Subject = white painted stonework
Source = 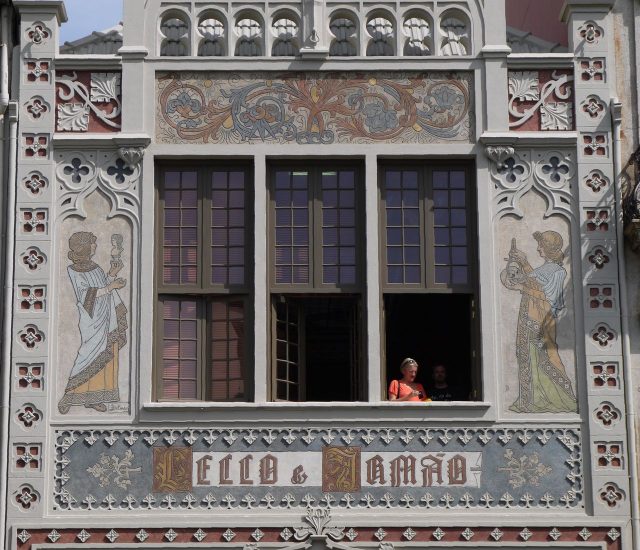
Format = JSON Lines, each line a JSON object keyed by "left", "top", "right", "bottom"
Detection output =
{"left": 1, "top": 0, "right": 639, "bottom": 550}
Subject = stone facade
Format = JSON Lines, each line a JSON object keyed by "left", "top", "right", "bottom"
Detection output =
{"left": 1, "top": 1, "right": 638, "bottom": 549}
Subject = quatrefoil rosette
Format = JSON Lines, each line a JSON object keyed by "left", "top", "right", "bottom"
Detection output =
{"left": 97, "top": 151, "right": 141, "bottom": 192}
{"left": 55, "top": 151, "right": 97, "bottom": 191}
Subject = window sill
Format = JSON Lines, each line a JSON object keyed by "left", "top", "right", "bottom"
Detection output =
{"left": 144, "top": 400, "right": 491, "bottom": 410}
{"left": 139, "top": 400, "right": 496, "bottom": 423}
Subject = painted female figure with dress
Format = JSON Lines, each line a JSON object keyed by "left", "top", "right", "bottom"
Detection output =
{"left": 58, "top": 231, "right": 128, "bottom": 414}
{"left": 500, "top": 230, "right": 577, "bottom": 413}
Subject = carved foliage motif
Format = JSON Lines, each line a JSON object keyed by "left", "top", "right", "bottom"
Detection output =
{"left": 56, "top": 71, "right": 122, "bottom": 132}
{"left": 157, "top": 71, "right": 473, "bottom": 144}
{"left": 508, "top": 70, "right": 574, "bottom": 131}
{"left": 25, "top": 22, "right": 51, "bottom": 45}
{"left": 487, "top": 148, "right": 575, "bottom": 220}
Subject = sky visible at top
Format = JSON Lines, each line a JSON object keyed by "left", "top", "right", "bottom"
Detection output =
{"left": 60, "top": 0, "right": 123, "bottom": 44}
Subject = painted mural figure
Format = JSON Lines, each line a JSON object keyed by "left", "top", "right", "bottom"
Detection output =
{"left": 500, "top": 231, "right": 577, "bottom": 413}
{"left": 58, "top": 231, "right": 128, "bottom": 414}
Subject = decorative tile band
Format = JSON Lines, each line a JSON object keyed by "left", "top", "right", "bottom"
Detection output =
{"left": 54, "top": 428, "right": 581, "bottom": 511}
{"left": 156, "top": 71, "right": 474, "bottom": 145}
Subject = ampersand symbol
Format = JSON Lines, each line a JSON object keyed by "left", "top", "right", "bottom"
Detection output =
{"left": 291, "top": 465, "right": 308, "bottom": 484}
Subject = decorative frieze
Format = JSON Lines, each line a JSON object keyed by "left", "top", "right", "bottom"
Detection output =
{"left": 54, "top": 428, "right": 582, "bottom": 512}
{"left": 157, "top": 72, "right": 474, "bottom": 144}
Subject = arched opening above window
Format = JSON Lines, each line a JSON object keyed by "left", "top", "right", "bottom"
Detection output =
{"left": 403, "top": 11, "right": 432, "bottom": 56}
{"left": 198, "top": 13, "right": 226, "bottom": 56}
{"left": 439, "top": 9, "right": 471, "bottom": 56}
{"left": 235, "top": 13, "right": 264, "bottom": 56}
{"left": 272, "top": 12, "right": 300, "bottom": 56}
{"left": 160, "top": 12, "right": 190, "bottom": 56}
{"left": 329, "top": 14, "right": 358, "bottom": 56}
{"left": 366, "top": 14, "right": 395, "bottom": 56}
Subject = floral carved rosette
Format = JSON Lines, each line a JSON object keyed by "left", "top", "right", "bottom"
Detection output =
{"left": 156, "top": 72, "right": 473, "bottom": 144}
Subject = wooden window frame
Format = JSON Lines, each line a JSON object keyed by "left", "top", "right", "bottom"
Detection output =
{"left": 268, "top": 161, "right": 365, "bottom": 293}
{"left": 379, "top": 162, "right": 477, "bottom": 293}
{"left": 154, "top": 162, "right": 254, "bottom": 402}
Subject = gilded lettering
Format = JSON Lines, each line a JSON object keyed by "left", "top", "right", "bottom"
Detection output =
{"left": 259, "top": 454, "right": 278, "bottom": 484}
{"left": 239, "top": 454, "right": 254, "bottom": 485}
{"left": 196, "top": 454, "right": 212, "bottom": 485}
{"left": 219, "top": 454, "right": 233, "bottom": 485}
{"left": 447, "top": 454, "right": 467, "bottom": 485}
{"left": 366, "top": 455, "right": 386, "bottom": 485}
{"left": 421, "top": 454, "right": 444, "bottom": 487}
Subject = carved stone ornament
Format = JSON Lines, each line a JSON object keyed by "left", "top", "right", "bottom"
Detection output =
{"left": 485, "top": 146, "right": 515, "bottom": 169}
{"left": 117, "top": 146, "right": 145, "bottom": 169}
{"left": 489, "top": 148, "right": 575, "bottom": 220}
{"left": 294, "top": 508, "right": 345, "bottom": 541}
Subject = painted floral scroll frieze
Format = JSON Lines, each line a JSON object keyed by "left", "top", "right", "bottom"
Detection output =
{"left": 156, "top": 71, "right": 473, "bottom": 145}
{"left": 55, "top": 71, "right": 122, "bottom": 132}
{"left": 508, "top": 70, "right": 575, "bottom": 132}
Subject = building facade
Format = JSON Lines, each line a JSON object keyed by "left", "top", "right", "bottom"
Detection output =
{"left": 2, "top": 0, "right": 639, "bottom": 549}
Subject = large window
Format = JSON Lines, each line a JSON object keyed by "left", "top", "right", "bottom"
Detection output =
{"left": 380, "top": 163, "right": 479, "bottom": 399}
{"left": 269, "top": 164, "right": 365, "bottom": 401}
{"left": 155, "top": 165, "right": 252, "bottom": 401}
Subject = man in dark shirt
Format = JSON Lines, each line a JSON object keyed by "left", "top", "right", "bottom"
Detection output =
{"left": 429, "top": 364, "right": 464, "bottom": 401}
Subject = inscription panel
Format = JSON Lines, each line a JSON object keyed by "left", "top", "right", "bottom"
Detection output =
{"left": 54, "top": 427, "right": 581, "bottom": 511}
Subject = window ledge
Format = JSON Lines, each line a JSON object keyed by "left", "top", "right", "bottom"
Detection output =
{"left": 144, "top": 400, "right": 491, "bottom": 410}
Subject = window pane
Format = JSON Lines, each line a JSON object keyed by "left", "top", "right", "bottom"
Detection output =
{"left": 209, "top": 299, "right": 245, "bottom": 401}
{"left": 321, "top": 169, "right": 358, "bottom": 285}
{"left": 160, "top": 298, "right": 198, "bottom": 400}
{"left": 161, "top": 171, "right": 198, "bottom": 285}
{"left": 275, "top": 171, "right": 309, "bottom": 284}
{"left": 383, "top": 169, "right": 422, "bottom": 284}
{"left": 210, "top": 170, "right": 246, "bottom": 286}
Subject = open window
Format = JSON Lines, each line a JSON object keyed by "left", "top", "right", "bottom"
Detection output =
{"left": 272, "top": 295, "right": 363, "bottom": 401}
{"left": 380, "top": 163, "right": 480, "bottom": 400}
{"left": 269, "top": 163, "right": 365, "bottom": 401}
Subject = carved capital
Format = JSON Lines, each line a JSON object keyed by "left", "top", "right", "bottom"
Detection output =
{"left": 117, "top": 146, "right": 145, "bottom": 169}
{"left": 485, "top": 146, "right": 515, "bottom": 168}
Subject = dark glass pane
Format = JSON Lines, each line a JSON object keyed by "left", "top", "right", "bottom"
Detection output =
{"left": 451, "top": 228, "right": 467, "bottom": 245}
{"left": 182, "top": 171, "right": 197, "bottom": 188}
{"left": 405, "top": 265, "right": 421, "bottom": 283}
{"left": 452, "top": 247, "right": 468, "bottom": 265}
{"left": 275, "top": 227, "right": 291, "bottom": 246}
{"left": 339, "top": 170, "right": 355, "bottom": 188}
{"left": 402, "top": 190, "right": 419, "bottom": 206}
{"left": 211, "top": 209, "right": 228, "bottom": 226}
{"left": 277, "top": 381, "right": 288, "bottom": 400}
{"left": 181, "top": 227, "right": 198, "bottom": 245}
{"left": 339, "top": 247, "right": 355, "bottom": 264}
{"left": 164, "top": 209, "right": 180, "bottom": 225}
{"left": 405, "top": 246, "right": 420, "bottom": 264}
{"left": 229, "top": 228, "right": 244, "bottom": 246}
{"left": 451, "top": 190, "right": 465, "bottom": 207}
{"left": 451, "top": 209, "right": 467, "bottom": 225}
{"left": 435, "top": 247, "right": 450, "bottom": 264}
{"left": 386, "top": 190, "right": 401, "bottom": 207}
{"left": 404, "top": 227, "right": 420, "bottom": 245}
{"left": 341, "top": 228, "right": 355, "bottom": 245}
{"left": 292, "top": 266, "right": 309, "bottom": 284}
{"left": 433, "top": 171, "right": 448, "bottom": 188}
{"left": 450, "top": 171, "right": 466, "bottom": 188}
{"left": 452, "top": 266, "right": 468, "bottom": 284}
{"left": 323, "top": 265, "right": 338, "bottom": 283}
{"left": 275, "top": 190, "right": 291, "bottom": 206}
{"left": 292, "top": 227, "right": 308, "bottom": 246}
{"left": 323, "top": 190, "right": 338, "bottom": 207}
{"left": 403, "top": 170, "right": 418, "bottom": 188}
{"left": 386, "top": 209, "right": 402, "bottom": 226}
{"left": 403, "top": 209, "right": 420, "bottom": 226}
{"left": 387, "top": 247, "right": 403, "bottom": 264}
{"left": 212, "top": 190, "right": 227, "bottom": 208}
{"left": 388, "top": 266, "right": 403, "bottom": 283}
{"left": 340, "top": 266, "right": 356, "bottom": 284}
{"left": 292, "top": 209, "right": 308, "bottom": 225}
{"left": 322, "top": 172, "right": 338, "bottom": 188}
{"left": 434, "top": 209, "right": 449, "bottom": 226}
{"left": 292, "top": 190, "right": 307, "bottom": 207}
{"left": 164, "top": 172, "right": 181, "bottom": 189}
{"left": 434, "top": 228, "right": 450, "bottom": 245}
{"left": 435, "top": 266, "right": 451, "bottom": 284}
{"left": 292, "top": 247, "right": 308, "bottom": 263}
{"left": 386, "top": 171, "right": 401, "bottom": 188}
{"left": 229, "top": 190, "right": 244, "bottom": 208}
{"left": 275, "top": 171, "right": 290, "bottom": 188}
{"left": 339, "top": 209, "right": 355, "bottom": 226}
{"left": 387, "top": 228, "right": 402, "bottom": 245}
{"left": 323, "top": 247, "right": 339, "bottom": 265}
{"left": 292, "top": 173, "right": 308, "bottom": 188}
{"left": 164, "top": 228, "right": 179, "bottom": 245}
{"left": 229, "top": 171, "right": 244, "bottom": 188}
{"left": 323, "top": 228, "right": 338, "bottom": 246}
{"left": 212, "top": 171, "right": 227, "bottom": 189}
{"left": 276, "top": 248, "right": 292, "bottom": 264}
{"left": 323, "top": 209, "right": 338, "bottom": 226}
{"left": 433, "top": 190, "right": 449, "bottom": 207}
{"left": 339, "top": 190, "right": 355, "bottom": 207}
{"left": 276, "top": 209, "right": 291, "bottom": 226}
